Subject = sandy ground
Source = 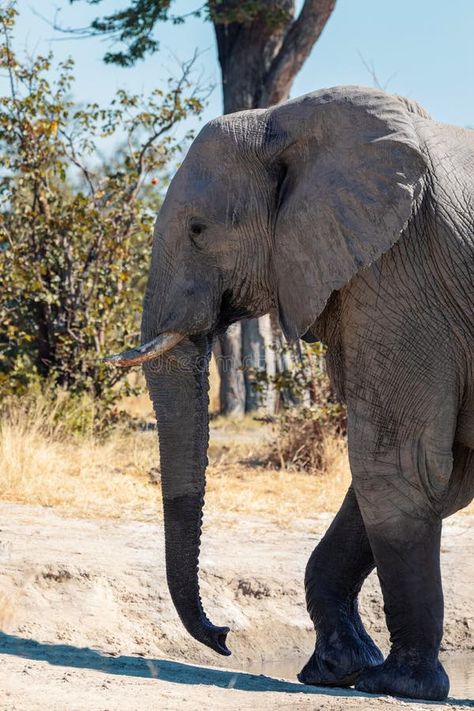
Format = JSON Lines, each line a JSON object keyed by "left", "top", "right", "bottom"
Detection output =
{"left": 0, "top": 503, "right": 472, "bottom": 710}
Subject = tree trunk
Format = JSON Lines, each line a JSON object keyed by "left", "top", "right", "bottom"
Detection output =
{"left": 216, "top": 323, "right": 245, "bottom": 416}
{"left": 212, "top": 0, "right": 336, "bottom": 414}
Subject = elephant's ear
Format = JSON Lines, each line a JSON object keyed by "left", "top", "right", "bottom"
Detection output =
{"left": 266, "top": 87, "right": 427, "bottom": 341}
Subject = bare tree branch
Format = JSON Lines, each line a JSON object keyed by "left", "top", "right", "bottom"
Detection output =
{"left": 357, "top": 51, "right": 397, "bottom": 91}
{"left": 259, "top": 0, "right": 336, "bottom": 107}
{"left": 60, "top": 129, "right": 97, "bottom": 196}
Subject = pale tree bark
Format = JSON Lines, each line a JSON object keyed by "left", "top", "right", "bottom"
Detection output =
{"left": 215, "top": 322, "right": 245, "bottom": 416}
{"left": 213, "top": 0, "right": 336, "bottom": 414}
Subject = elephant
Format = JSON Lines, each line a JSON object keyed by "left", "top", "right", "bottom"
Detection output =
{"left": 107, "top": 85, "right": 474, "bottom": 702}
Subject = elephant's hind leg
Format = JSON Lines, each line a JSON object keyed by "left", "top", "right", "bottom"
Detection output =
{"left": 298, "top": 487, "right": 384, "bottom": 687}
{"left": 351, "top": 432, "right": 451, "bottom": 701}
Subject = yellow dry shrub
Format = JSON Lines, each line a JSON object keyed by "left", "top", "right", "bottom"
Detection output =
{"left": 0, "top": 392, "right": 158, "bottom": 519}
{"left": 0, "top": 392, "right": 471, "bottom": 522}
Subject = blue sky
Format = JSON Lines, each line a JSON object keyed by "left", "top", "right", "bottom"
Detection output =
{"left": 11, "top": 0, "right": 474, "bottom": 131}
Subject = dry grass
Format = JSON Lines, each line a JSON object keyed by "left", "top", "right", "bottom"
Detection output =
{"left": 0, "top": 393, "right": 472, "bottom": 523}
{"left": 207, "top": 434, "right": 351, "bottom": 525}
{"left": 0, "top": 400, "right": 159, "bottom": 520}
{"left": 0, "top": 392, "right": 352, "bottom": 522}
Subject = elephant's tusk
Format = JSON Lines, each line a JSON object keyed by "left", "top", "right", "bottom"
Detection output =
{"left": 104, "top": 332, "right": 184, "bottom": 367}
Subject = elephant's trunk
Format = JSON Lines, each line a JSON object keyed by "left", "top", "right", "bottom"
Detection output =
{"left": 143, "top": 334, "right": 231, "bottom": 656}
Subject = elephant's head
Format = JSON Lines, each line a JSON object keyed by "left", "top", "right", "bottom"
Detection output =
{"left": 107, "top": 86, "right": 427, "bottom": 656}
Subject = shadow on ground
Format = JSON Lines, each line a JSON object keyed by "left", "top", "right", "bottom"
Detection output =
{"left": 0, "top": 633, "right": 472, "bottom": 706}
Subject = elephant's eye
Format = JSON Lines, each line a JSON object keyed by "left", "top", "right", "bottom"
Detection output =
{"left": 189, "top": 222, "right": 206, "bottom": 245}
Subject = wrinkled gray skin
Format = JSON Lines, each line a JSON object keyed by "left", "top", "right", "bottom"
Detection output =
{"left": 140, "top": 86, "right": 474, "bottom": 701}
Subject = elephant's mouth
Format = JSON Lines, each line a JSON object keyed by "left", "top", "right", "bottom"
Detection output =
{"left": 105, "top": 289, "right": 254, "bottom": 367}
{"left": 214, "top": 289, "right": 253, "bottom": 333}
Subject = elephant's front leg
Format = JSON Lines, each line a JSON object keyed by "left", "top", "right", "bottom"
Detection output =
{"left": 350, "top": 439, "right": 450, "bottom": 701}
{"left": 299, "top": 487, "right": 384, "bottom": 687}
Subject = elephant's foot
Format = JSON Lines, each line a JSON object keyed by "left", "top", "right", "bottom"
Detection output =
{"left": 355, "top": 651, "right": 449, "bottom": 701}
{"left": 298, "top": 627, "right": 384, "bottom": 688}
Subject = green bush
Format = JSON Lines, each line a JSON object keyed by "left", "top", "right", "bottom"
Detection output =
{"left": 0, "top": 5, "right": 204, "bottom": 424}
